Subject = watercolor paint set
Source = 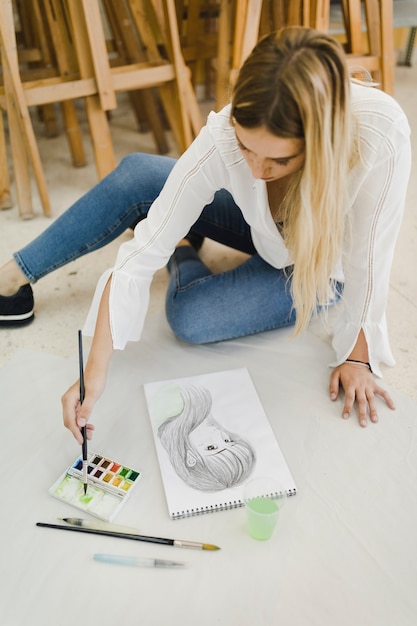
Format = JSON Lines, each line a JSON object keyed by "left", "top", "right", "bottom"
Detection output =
{"left": 49, "top": 452, "right": 141, "bottom": 521}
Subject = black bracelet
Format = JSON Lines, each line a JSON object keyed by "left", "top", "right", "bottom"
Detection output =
{"left": 345, "top": 359, "right": 373, "bottom": 373}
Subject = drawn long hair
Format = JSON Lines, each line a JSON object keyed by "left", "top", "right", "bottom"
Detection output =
{"left": 157, "top": 385, "right": 256, "bottom": 491}
{"left": 231, "top": 26, "right": 358, "bottom": 334}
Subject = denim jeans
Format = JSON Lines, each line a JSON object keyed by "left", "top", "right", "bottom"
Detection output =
{"left": 14, "top": 153, "right": 307, "bottom": 343}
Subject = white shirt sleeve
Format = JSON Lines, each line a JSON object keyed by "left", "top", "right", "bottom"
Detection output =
{"left": 83, "top": 124, "right": 231, "bottom": 349}
{"left": 330, "top": 86, "right": 411, "bottom": 376}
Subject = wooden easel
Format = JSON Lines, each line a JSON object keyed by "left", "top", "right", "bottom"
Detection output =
{"left": 0, "top": 0, "right": 51, "bottom": 218}
{"left": 222, "top": 0, "right": 395, "bottom": 96}
{"left": 340, "top": 0, "right": 395, "bottom": 93}
{"left": 225, "top": 0, "right": 331, "bottom": 94}
{"left": 0, "top": 110, "right": 13, "bottom": 211}
{"left": 101, "top": 0, "right": 169, "bottom": 154}
{"left": 0, "top": 0, "right": 203, "bottom": 219}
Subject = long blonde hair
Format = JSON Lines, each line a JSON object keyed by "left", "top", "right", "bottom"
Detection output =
{"left": 231, "top": 27, "right": 358, "bottom": 334}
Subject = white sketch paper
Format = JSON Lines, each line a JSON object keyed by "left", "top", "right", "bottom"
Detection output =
{"left": 144, "top": 367, "right": 297, "bottom": 518}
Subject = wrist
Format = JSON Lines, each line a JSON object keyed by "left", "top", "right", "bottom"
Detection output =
{"left": 344, "top": 358, "right": 373, "bottom": 373}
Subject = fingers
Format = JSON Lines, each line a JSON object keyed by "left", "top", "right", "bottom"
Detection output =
{"left": 62, "top": 367, "right": 106, "bottom": 443}
{"left": 77, "top": 418, "right": 95, "bottom": 441}
{"left": 364, "top": 390, "right": 379, "bottom": 425}
{"left": 61, "top": 382, "right": 95, "bottom": 444}
{"left": 330, "top": 365, "right": 395, "bottom": 428}
{"left": 329, "top": 369, "right": 340, "bottom": 402}
{"left": 342, "top": 388, "right": 378, "bottom": 428}
{"left": 375, "top": 386, "right": 396, "bottom": 411}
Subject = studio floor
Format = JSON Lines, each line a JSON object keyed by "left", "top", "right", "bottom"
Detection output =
{"left": 1, "top": 60, "right": 416, "bottom": 404}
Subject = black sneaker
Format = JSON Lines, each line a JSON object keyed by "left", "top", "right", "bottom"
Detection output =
{"left": 0, "top": 284, "right": 34, "bottom": 327}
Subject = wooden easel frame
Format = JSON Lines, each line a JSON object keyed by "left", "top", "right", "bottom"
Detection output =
{"left": 0, "top": 0, "right": 203, "bottom": 219}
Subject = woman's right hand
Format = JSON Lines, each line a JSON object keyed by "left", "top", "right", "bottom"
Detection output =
{"left": 61, "top": 370, "right": 107, "bottom": 443}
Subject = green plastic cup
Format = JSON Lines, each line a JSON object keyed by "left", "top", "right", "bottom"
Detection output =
{"left": 244, "top": 477, "right": 285, "bottom": 540}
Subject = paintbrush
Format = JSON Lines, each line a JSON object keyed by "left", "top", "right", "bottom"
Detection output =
{"left": 59, "top": 517, "right": 142, "bottom": 535}
{"left": 78, "top": 330, "right": 88, "bottom": 495}
{"left": 93, "top": 554, "right": 185, "bottom": 568}
{"left": 36, "top": 522, "right": 220, "bottom": 550}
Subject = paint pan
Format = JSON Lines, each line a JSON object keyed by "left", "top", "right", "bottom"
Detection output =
{"left": 49, "top": 451, "right": 141, "bottom": 521}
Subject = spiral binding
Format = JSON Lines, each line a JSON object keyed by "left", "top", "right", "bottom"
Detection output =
{"left": 171, "top": 487, "right": 297, "bottom": 519}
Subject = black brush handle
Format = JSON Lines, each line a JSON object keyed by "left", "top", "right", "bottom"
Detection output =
{"left": 78, "top": 330, "right": 88, "bottom": 461}
{"left": 36, "top": 522, "right": 174, "bottom": 546}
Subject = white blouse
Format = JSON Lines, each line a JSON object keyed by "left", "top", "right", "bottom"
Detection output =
{"left": 84, "top": 84, "right": 411, "bottom": 377}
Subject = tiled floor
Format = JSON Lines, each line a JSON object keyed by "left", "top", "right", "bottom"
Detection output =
{"left": 1, "top": 61, "right": 416, "bottom": 402}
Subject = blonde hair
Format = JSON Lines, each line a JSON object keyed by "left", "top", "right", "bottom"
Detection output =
{"left": 231, "top": 27, "right": 358, "bottom": 334}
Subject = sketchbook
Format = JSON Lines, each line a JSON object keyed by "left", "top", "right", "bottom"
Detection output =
{"left": 144, "top": 367, "right": 296, "bottom": 519}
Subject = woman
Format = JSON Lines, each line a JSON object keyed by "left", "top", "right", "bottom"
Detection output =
{"left": 153, "top": 384, "right": 256, "bottom": 491}
{"left": 1, "top": 27, "right": 411, "bottom": 429}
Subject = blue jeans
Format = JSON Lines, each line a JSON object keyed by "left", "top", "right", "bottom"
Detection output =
{"left": 14, "top": 153, "right": 312, "bottom": 343}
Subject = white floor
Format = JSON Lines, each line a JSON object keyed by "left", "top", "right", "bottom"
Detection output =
{"left": 1, "top": 62, "right": 416, "bottom": 402}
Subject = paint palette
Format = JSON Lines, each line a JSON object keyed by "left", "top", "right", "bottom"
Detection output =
{"left": 49, "top": 452, "right": 141, "bottom": 521}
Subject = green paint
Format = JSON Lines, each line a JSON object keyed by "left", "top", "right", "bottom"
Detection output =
{"left": 79, "top": 493, "right": 94, "bottom": 505}
{"left": 151, "top": 383, "right": 184, "bottom": 422}
{"left": 246, "top": 497, "right": 279, "bottom": 541}
{"left": 247, "top": 497, "right": 279, "bottom": 515}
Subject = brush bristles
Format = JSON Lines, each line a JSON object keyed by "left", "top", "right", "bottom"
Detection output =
{"left": 202, "top": 543, "right": 220, "bottom": 551}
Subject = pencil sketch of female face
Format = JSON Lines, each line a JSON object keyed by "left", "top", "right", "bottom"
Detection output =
{"left": 188, "top": 420, "right": 235, "bottom": 456}
{"left": 155, "top": 384, "right": 256, "bottom": 492}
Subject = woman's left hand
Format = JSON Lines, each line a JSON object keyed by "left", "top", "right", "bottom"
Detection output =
{"left": 329, "top": 362, "right": 395, "bottom": 427}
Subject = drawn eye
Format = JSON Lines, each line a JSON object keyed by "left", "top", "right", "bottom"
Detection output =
{"left": 206, "top": 445, "right": 218, "bottom": 451}
{"left": 224, "top": 438, "right": 232, "bottom": 443}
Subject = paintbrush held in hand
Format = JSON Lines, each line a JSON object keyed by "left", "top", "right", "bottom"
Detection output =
{"left": 78, "top": 330, "right": 88, "bottom": 495}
